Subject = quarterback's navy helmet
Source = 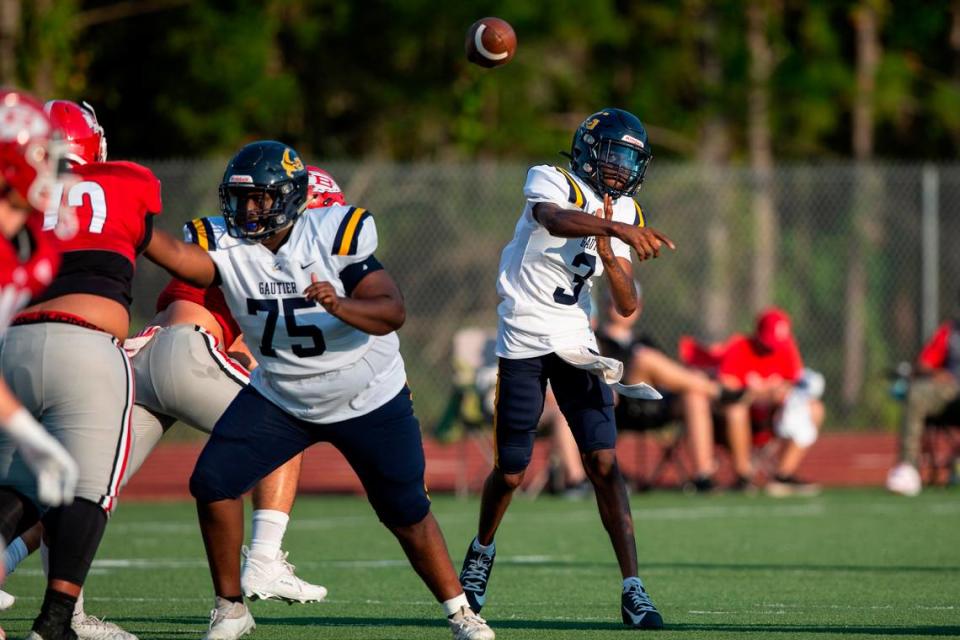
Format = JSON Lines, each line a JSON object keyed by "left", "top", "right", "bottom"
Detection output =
{"left": 569, "top": 108, "right": 651, "bottom": 199}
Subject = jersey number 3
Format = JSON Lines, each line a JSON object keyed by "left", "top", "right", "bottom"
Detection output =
{"left": 247, "top": 297, "right": 326, "bottom": 358}
{"left": 553, "top": 252, "right": 597, "bottom": 306}
{"left": 42, "top": 181, "right": 108, "bottom": 233}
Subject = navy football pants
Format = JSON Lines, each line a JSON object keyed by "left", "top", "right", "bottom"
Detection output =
{"left": 190, "top": 385, "right": 430, "bottom": 527}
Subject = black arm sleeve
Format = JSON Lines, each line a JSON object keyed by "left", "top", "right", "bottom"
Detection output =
{"left": 339, "top": 254, "right": 384, "bottom": 296}
{"left": 135, "top": 214, "right": 155, "bottom": 255}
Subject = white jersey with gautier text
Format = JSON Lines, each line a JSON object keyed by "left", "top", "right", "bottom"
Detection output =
{"left": 495, "top": 164, "right": 645, "bottom": 359}
{"left": 183, "top": 208, "right": 406, "bottom": 423}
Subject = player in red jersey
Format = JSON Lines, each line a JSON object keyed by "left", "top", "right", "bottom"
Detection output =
{"left": 0, "top": 88, "right": 81, "bottom": 640}
{"left": 717, "top": 308, "right": 824, "bottom": 494}
{"left": 0, "top": 98, "right": 215, "bottom": 640}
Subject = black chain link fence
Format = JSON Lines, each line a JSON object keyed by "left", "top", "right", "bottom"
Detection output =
{"left": 133, "top": 160, "right": 960, "bottom": 432}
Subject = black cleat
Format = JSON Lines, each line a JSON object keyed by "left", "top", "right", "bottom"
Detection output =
{"left": 459, "top": 538, "right": 496, "bottom": 614}
{"left": 622, "top": 580, "right": 663, "bottom": 630}
{"left": 27, "top": 620, "right": 78, "bottom": 640}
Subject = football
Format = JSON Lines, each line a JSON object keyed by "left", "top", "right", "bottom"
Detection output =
{"left": 465, "top": 17, "right": 516, "bottom": 68}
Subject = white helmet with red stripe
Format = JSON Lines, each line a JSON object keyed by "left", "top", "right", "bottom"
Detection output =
{"left": 306, "top": 165, "right": 345, "bottom": 209}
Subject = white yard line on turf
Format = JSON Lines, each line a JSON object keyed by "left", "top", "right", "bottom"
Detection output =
{"left": 107, "top": 498, "right": 960, "bottom": 535}
{"left": 13, "top": 555, "right": 575, "bottom": 574}
{"left": 8, "top": 594, "right": 955, "bottom": 612}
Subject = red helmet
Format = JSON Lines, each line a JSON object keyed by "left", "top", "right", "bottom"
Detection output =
{"left": 0, "top": 89, "right": 62, "bottom": 211}
{"left": 306, "top": 165, "right": 345, "bottom": 208}
{"left": 44, "top": 99, "right": 107, "bottom": 165}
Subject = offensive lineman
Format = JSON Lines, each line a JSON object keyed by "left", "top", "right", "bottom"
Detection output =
{"left": 144, "top": 141, "right": 494, "bottom": 640}
{"left": 122, "top": 165, "right": 347, "bottom": 601}
{"left": 457, "top": 108, "right": 674, "bottom": 630}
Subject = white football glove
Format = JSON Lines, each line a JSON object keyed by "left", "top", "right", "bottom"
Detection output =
{"left": 2, "top": 408, "right": 78, "bottom": 506}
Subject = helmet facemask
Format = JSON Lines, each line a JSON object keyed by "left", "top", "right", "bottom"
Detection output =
{"left": 591, "top": 138, "right": 650, "bottom": 199}
{"left": 220, "top": 183, "right": 301, "bottom": 240}
{"left": 569, "top": 108, "right": 652, "bottom": 200}
{"left": 79, "top": 101, "right": 108, "bottom": 163}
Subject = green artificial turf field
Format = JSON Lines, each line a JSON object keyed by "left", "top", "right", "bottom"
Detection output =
{"left": 2, "top": 489, "right": 958, "bottom": 639}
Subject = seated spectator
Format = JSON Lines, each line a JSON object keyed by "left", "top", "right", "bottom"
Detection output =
{"left": 886, "top": 298, "right": 960, "bottom": 497}
{"left": 595, "top": 286, "right": 741, "bottom": 491}
{"left": 716, "top": 308, "right": 825, "bottom": 495}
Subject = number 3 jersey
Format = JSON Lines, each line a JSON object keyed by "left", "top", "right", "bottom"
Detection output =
{"left": 496, "top": 164, "right": 645, "bottom": 359}
{"left": 185, "top": 208, "right": 407, "bottom": 423}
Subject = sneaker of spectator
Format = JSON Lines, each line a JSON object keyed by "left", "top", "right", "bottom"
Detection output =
{"left": 765, "top": 474, "right": 821, "bottom": 497}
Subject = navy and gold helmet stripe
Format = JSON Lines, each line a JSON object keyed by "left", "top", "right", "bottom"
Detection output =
{"left": 554, "top": 166, "right": 585, "bottom": 209}
{"left": 632, "top": 200, "right": 646, "bottom": 227}
{"left": 332, "top": 207, "right": 371, "bottom": 256}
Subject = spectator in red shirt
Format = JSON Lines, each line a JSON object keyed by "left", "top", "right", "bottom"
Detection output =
{"left": 596, "top": 287, "right": 743, "bottom": 492}
{"left": 886, "top": 311, "right": 960, "bottom": 496}
{"left": 717, "top": 308, "right": 824, "bottom": 494}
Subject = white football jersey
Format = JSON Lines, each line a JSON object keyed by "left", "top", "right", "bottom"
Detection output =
{"left": 184, "top": 208, "right": 407, "bottom": 423}
{"left": 496, "top": 164, "right": 645, "bottom": 359}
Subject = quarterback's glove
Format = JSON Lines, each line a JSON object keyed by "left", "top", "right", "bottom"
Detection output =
{"left": 2, "top": 408, "right": 78, "bottom": 506}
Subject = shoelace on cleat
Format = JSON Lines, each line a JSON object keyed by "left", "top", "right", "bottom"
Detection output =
{"left": 624, "top": 585, "right": 658, "bottom": 613}
{"left": 278, "top": 551, "right": 299, "bottom": 576}
{"left": 74, "top": 614, "right": 117, "bottom": 629}
{"left": 460, "top": 554, "right": 493, "bottom": 592}
{"left": 451, "top": 608, "right": 488, "bottom": 630}
{"left": 208, "top": 604, "right": 236, "bottom": 627}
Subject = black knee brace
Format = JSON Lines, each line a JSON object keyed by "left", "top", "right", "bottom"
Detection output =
{"left": 41, "top": 498, "right": 108, "bottom": 586}
{"left": 0, "top": 486, "right": 40, "bottom": 543}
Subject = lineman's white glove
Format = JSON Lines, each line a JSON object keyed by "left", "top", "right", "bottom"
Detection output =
{"left": 2, "top": 408, "right": 78, "bottom": 506}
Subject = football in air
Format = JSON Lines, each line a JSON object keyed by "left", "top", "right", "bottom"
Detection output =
{"left": 465, "top": 17, "right": 516, "bottom": 68}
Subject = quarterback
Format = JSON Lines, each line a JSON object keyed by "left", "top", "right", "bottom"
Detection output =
{"left": 459, "top": 108, "right": 673, "bottom": 630}
{"left": 145, "top": 141, "right": 494, "bottom": 640}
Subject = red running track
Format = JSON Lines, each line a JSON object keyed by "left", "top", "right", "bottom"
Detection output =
{"left": 122, "top": 431, "right": 910, "bottom": 500}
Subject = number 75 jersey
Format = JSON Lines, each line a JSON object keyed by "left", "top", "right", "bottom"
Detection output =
{"left": 186, "top": 209, "right": 407, "bottom": 422}
{"left": 496, "top": 164, "right": 645, "bottom": 359}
